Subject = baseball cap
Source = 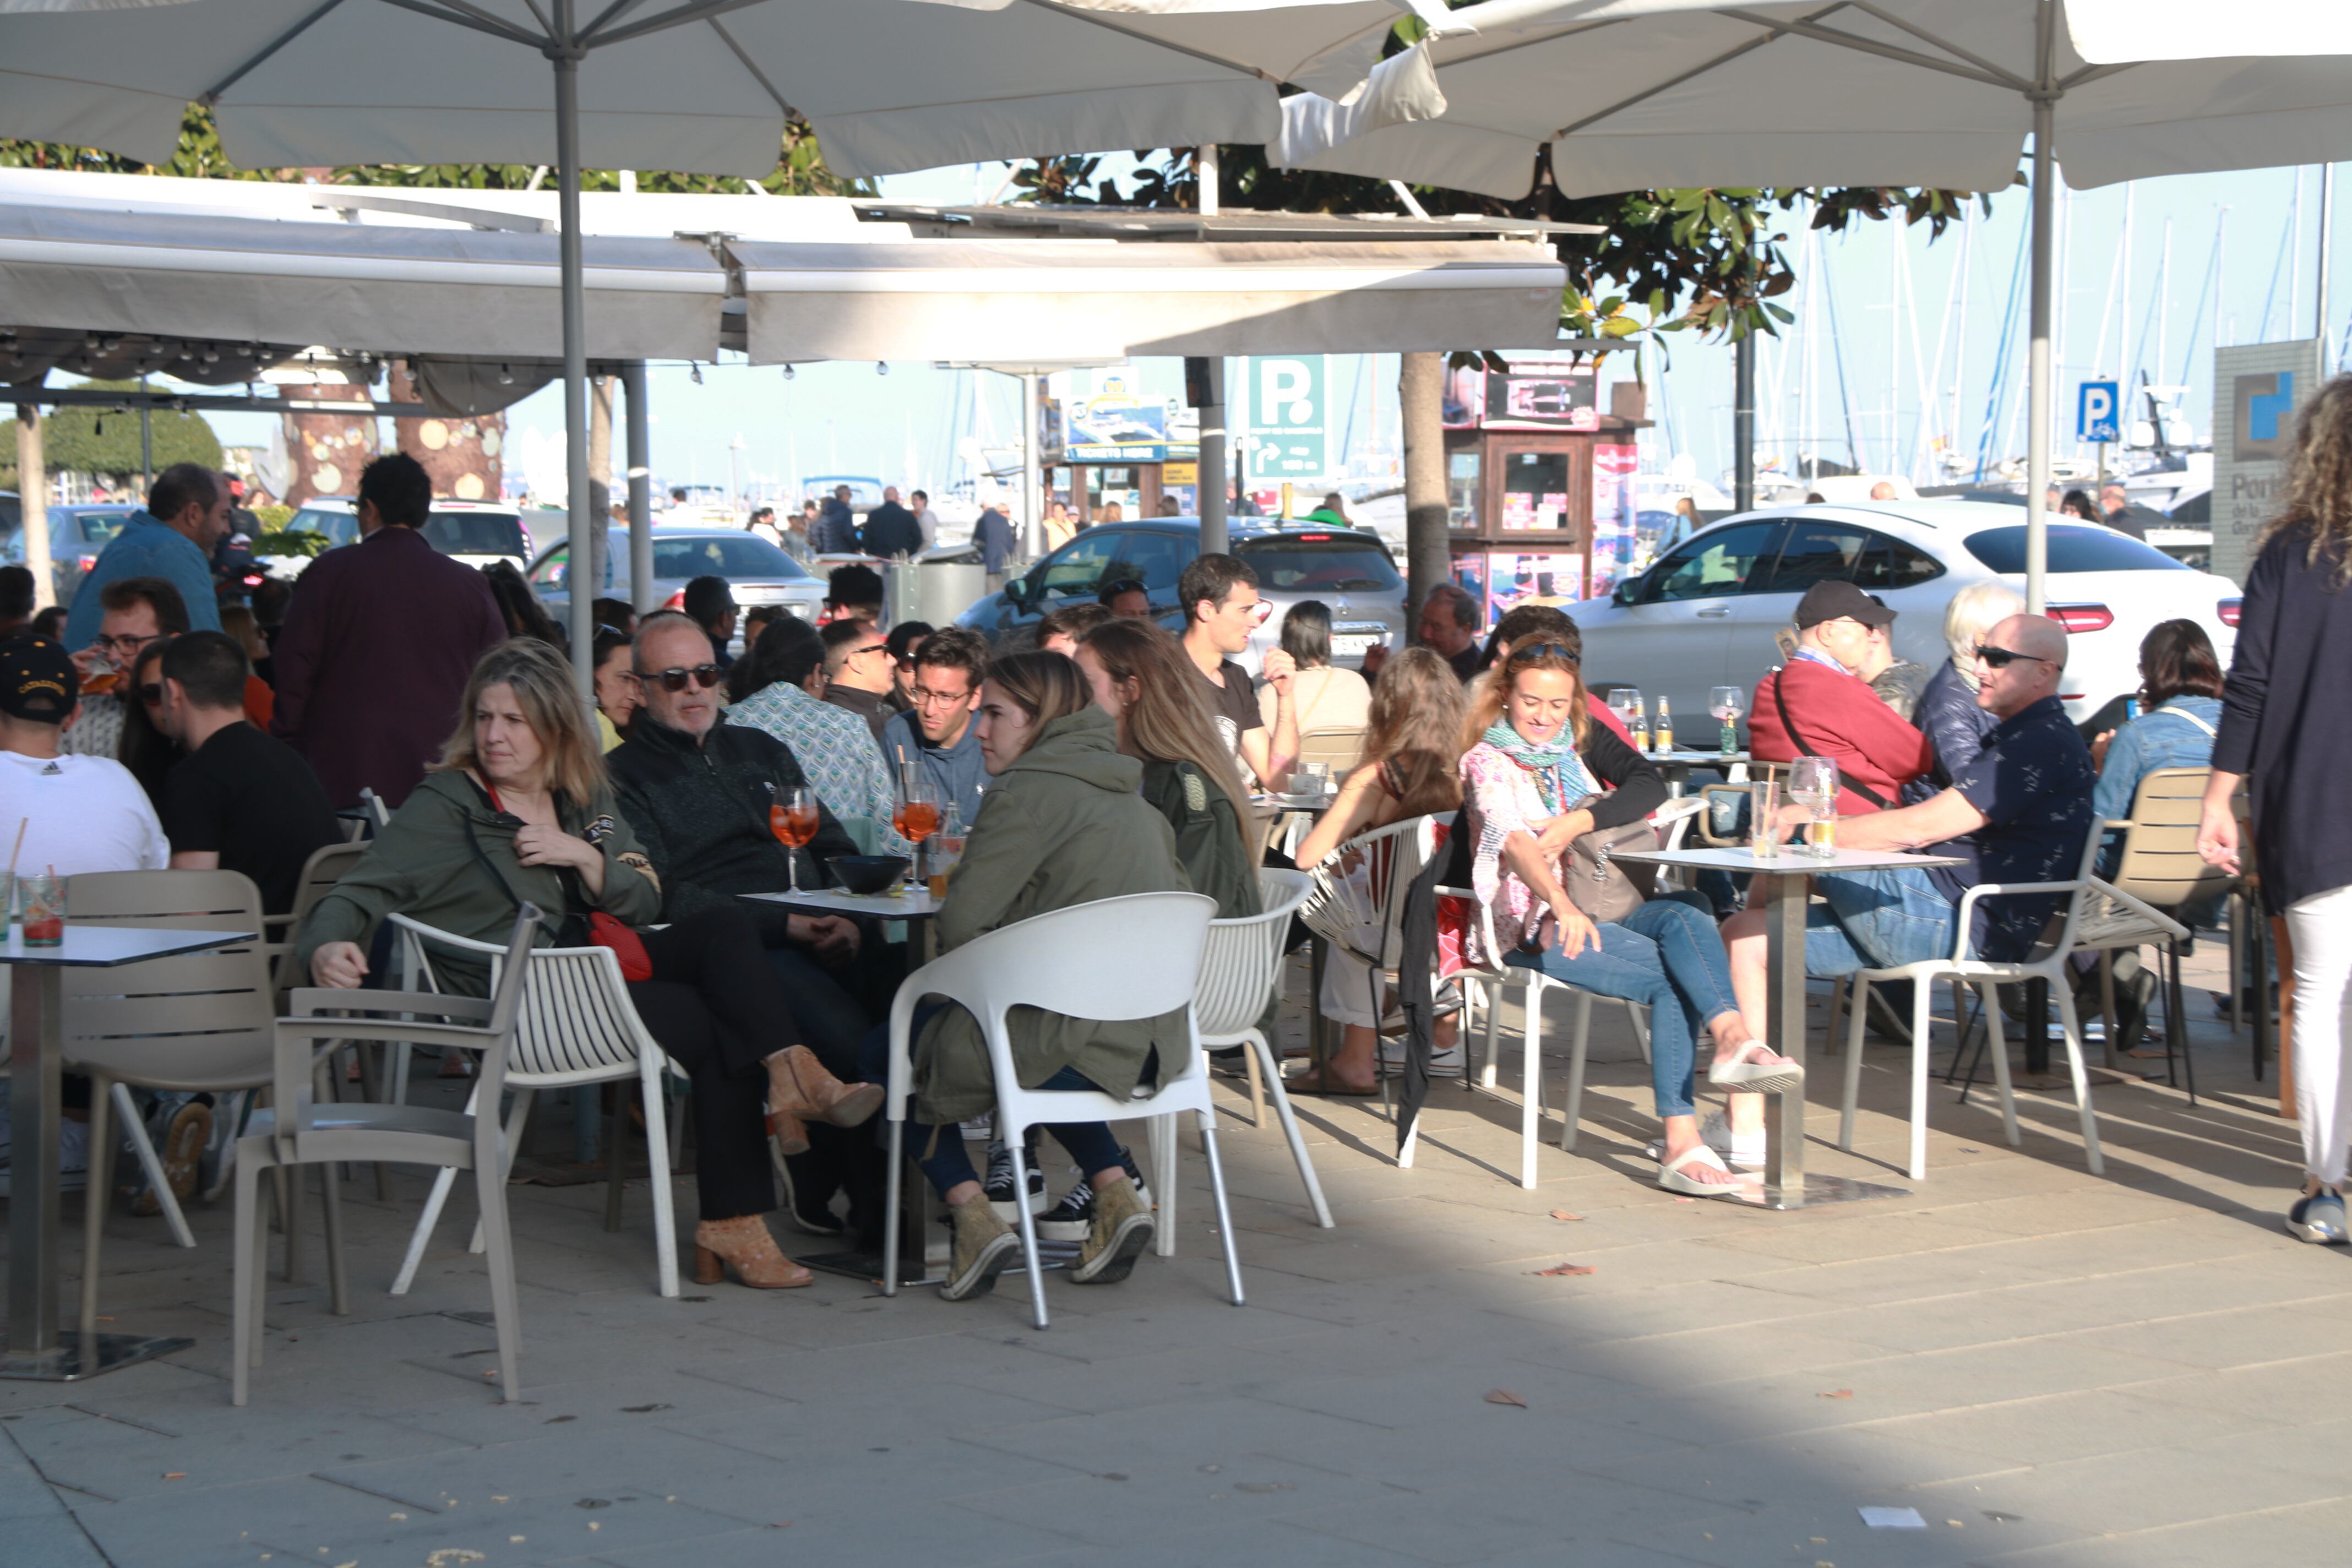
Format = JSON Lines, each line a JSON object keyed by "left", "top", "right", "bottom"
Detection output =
{"left": 0, "top": 636, "right": 79, "bottom": 722}
{"left": 1794, "top": 580, "right": 1896, "bottom": 630}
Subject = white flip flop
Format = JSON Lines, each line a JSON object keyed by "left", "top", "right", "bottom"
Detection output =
{"left": 1708, "top": 1041, "right": 1805, "bottom": 1095}
{"left": 1659, "top": 1142, "right": 1738, "bottom": 1195}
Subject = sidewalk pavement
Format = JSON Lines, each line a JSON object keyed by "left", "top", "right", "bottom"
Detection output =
{"left": 4, "top": 939, "right": 2348, "bottom": 1567}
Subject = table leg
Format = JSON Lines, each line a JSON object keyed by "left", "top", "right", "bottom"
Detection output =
{"left": 1762, "top": 872, "right": 1808, "bottom": 1206}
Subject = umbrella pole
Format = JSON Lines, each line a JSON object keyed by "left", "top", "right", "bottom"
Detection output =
{"left": 2024, "top": 28, "right": 2056, "bottom": 614}
{"left": 553, "top": 4, "right": 595, "bottom": 710}
{"left": 624, "top": 361, "right": 654, "bottom": 616}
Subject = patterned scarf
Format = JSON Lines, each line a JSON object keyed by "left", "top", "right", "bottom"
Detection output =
{"left": 1480, "top": 716, "right": 1597, "bottom": 814}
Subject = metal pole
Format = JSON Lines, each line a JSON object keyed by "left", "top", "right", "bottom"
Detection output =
{"left": 623, "top": 360, "right": 654, "bottom": 615}
{"left": 1022, "top": 372, "right": 1043, "bottom": 559}
{"left": 15, "top": 405, "right": 52, "bottom": 611}
{"left": 1195, "top": 144, "right": 1227, "bottom": 555}
{"left": 2025, "top": 14, "right": 2057, "bottom": 615}
{"left": 2319, "top": 164, "right": 2335, "bottom": 373}
{"left": 1734, "top": 331, "right": 1756, "bottom": 511}
{"left": 551, "top": 3, "right": 594, "bottom": 709}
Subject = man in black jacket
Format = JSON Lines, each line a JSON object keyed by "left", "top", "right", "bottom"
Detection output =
{"left": 812, "top": 486, "right": 858, "bottom": 554}
{"left": 857, "top": 486, "right": 924, "bottom": 560}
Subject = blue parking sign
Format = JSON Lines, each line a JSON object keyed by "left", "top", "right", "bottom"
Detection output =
{"left": 2078, "top": 381, "right": 2120, "bottom": 443}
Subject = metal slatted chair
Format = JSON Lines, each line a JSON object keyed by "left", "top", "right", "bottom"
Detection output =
{"left": 384, "top": 914, "right": 684, "bottom": 1299}
{"left": 1297, "top": 812, "right": 1455, "bottom": 1131}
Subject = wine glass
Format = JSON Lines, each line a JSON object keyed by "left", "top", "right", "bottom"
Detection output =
{"left": 1788, "top": 756, "right": 1838, "bottom": 857}
{"left": 892, "top": 778, "right": 941, "bottom": 892}
{"left": 1709, "top": 685, "right": 1743, "bottom": 757}
{"left": 767, "top": 783, "right": 816, "bottom": 892}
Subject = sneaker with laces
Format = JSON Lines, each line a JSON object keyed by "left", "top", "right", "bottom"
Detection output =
{"left": 1070, "top": 1173, "right": 1154, "bottom": 1284}
{"left": 1036, "top": 1148, "right": 1151, "bottom": 1243}
{"left": 941, "top": 1199, "right": 1020, "bottom": 1301}
{"left": 2286, "top": 1190, "right": 2349, "bottom": 1244}
{"left": 984, "top": 1139, "right": 1047, "bottom": 1221}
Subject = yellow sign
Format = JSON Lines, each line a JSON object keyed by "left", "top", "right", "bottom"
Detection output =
{"left": 1162, "top": 461, "right": 1197, "bottom": 484}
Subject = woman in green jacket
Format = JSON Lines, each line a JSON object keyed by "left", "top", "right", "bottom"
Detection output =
{"left": 887, "top": 651, "right": 1193, "bottom": 1302}
{"left": 297, "top": 639, "right": 881, "bottom": 1293}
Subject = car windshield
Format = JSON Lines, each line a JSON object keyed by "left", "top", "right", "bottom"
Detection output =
{"left": 650, "top": 534, "right": 812, "bottom": 581}
{"left": 288, "top": 507, "right": 361, "bottom": 548}
{"left": 1963, "top": 524, "right": 2191, "bottom": 574}
{"left": 1236, "top": 535, "right": 1401, "bottom": 593}
{"left": 421, "top": 511, "right": 528, "bottom": 558}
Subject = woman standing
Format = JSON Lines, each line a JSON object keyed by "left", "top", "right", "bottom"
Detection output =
{"left": 1461, "top": 640, "right": 1796, "bottom": 1192}
{"left": 884, "top": 651, "right": 1194, "bottom": 1300}
{"left": 1259, "top": 601, "right": 1370, "bottom": 739}
{"left": 2199, "top": 377, "right": 2352, "bottom": 1244}
{"left": 298, "top": 640, "right": 881, "bottom": 1291}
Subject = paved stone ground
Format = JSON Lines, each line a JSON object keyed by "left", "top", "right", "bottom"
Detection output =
{"left": 6, "top": 938, "right": 2348, "bottom": 1568}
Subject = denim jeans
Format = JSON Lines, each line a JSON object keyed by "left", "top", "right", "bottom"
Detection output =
{"left": 1804, "top": 865, "right": 1958, "bottom": 976}
{"left": 1503, "top": 891, "right": 1741, "bottom": 1119}
{"left": 856, "top": 1009, "right": 1123, "bottom": 1199}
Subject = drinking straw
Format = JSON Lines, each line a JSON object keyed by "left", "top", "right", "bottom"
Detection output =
{"left": 6, "top": 816, "right": 23, "bottom": 883}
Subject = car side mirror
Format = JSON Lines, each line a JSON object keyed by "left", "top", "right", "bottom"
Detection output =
{"left": 1612, "top": 577, "right": 1638, "bottom": 607}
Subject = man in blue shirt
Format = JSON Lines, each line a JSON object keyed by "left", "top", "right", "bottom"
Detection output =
{"left": 63, "top": 464, "right": 228, "bottom": 648}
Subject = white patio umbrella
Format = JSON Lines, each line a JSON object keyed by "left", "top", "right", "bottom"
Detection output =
{"left": 1273, "top": 0, "right": 2352, "bottom": 607}
{"left": 0, "top": 0, "right": 1439, "bottom": 694}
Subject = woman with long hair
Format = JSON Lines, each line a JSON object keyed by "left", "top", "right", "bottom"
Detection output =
{"left": 2199, "top": 375, "right": 2352, "bottom": 1243}
{"left": 589, "top": 625, "right": 639, "bottom": 750}
{"left": 298, "top": 639, "right": 881, "bottom": 1292}
{"left": 868, "top": 650, "right": 1192, "bottom": 1301}
{"left": 1074, "top": 619, "right": 1259, "bottom": 920}
{"left": 118, "top": 639, "right": 178, "bottom": 808}
{"left": 1461, "top": 640, "right": 1795, "bottom": 1193}
{"left": 1285, "top": 647, "right": 1467, "bottom": 1093}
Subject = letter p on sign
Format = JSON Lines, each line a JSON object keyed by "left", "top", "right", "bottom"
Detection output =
{"left": 1260, "top": 360, "right": 1315, "bottom": 426}
{"left": 2077, "top": 380, "right": 2119, "bottom": 444}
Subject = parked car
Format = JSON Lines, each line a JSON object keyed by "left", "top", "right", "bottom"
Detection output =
{"left": 526, "top": 526, "right": 826, "bottom": 647}
{"left": 954, "top": 518, "right": 1404, "bottom": 675}
{"left": 1575, "top": 500, "right": 2242, "bottom": 732}
{"left": 269, "top": 497, "right": 532, "bottom": 580}
{"left": 36, "top": 502, "right": 144, "bottom": 605}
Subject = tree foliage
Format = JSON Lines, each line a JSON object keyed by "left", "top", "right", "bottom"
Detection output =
{"left": 0, "top": 101, "right": 869, "bottom": 196}
{"left": 0, "top": 381, "right": 221, "bottom": 480}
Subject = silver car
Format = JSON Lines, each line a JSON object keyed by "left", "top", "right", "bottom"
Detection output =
{"left": 527, "top": 525, "right": 826, "bottom": 642}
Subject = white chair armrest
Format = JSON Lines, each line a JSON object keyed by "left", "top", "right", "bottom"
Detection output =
{"left": 1951, "top": 879, "right": 2085, "bottom": 962}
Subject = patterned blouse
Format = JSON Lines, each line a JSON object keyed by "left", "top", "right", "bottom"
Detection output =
{"left": 1460, "top": 741, "right": 1593, "bottom": 969}
{"left": 725, "top": 680, "right": 912, "bottom": 856}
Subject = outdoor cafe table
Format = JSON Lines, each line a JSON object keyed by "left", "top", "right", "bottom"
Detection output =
{"left": 1608, "top": 845, "right": 1961, "bottom": 1210}
{"left": 4, "top": 924, "right": 257, "bottom": 1379}
{"left": 742, "top": 885, "right": 940, "bottom": 962}
{"left": 1640, "top": 749, "right": 1751, "bottom": 797}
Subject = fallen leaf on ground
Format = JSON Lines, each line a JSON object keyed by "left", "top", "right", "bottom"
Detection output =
{"left": 1548, "top": 1209, "right": 1584, "bottom": 1222}
{"left": 1672, "top": 1196, "right": 1695, "bottom": 1204}
{"left": 161, "top": 1472, "right": 184, "bottom": 1479}
{"left": 1484, "top": 1389, "right": 1527, "bottom": 1407}
{"left": 1532, "top": 1262, "right": 1596, "bottom": 1277}
{"left": 1819, "top": 1389, "right": 1854, "bottom": 1399}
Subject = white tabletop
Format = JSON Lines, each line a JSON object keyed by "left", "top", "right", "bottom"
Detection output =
{"left": 1645, "top": 750, "right": 1751, "bottom": 766}
{"left": 0, "top": 925, "right": 257, "bottom": 968}
{"left": 1610, "top": 846, "right": 1963, "bottom": 873}
{"left": 742, "top": 888, "right": 940, "bottom": 919}
{"left": 1253, "top": 791, "right": 1336, "bottom": 813}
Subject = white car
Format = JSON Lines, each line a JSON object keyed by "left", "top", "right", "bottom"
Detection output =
{"left": 274, "top": 497, "right": 533, "bottom": 579}
{"left": 1576, "top": 500, "right": 2242, "bottom": 732}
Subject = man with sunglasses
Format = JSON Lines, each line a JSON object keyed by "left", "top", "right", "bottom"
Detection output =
{"left": 1746, "top": 581, "right": 1935, "bottom": 816}
{"left": 819, "top": 618, "right": 897, "bottom": 743}
{"left": 1097, "top": 577, "right": 1151, "bottom": 620}
{"left": 1178, "top": 553, "right": 1296, "bottom": 793}
{"left": 1724, "top": 613, "right": 2095, "bottom": 1014}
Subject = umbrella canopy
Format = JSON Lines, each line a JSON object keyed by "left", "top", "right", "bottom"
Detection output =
{"left": 0, "top": 0, "right": 1439, "bottom": 694}
{"left": 1273, "top": 0, "right": 2352, "bottom": 606}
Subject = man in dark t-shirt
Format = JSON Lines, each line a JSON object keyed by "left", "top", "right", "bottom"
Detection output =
{"left": 1177, "top": 553, "right": 1295, "bottom": 792}
{"left": 154, "top": 631, "right": 341, "bottom": 914}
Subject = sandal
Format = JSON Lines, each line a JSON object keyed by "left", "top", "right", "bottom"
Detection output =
{"left": 1284, "top": 1066, "right": 1378, "bottom": 1097}
{"left": 1708, "top": 1039, "right": 1805, "bottom": 1095}
{"left": 1659, "top": 1142, "right": 1739, "bottom": 1195}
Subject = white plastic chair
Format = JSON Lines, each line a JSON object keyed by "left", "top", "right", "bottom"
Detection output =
{"left": 1193, "top": 868, "right": 1332, "bottom": 1231}
{"left": 234, "top": 906, "right": 541, "bottom": 1406}
{"left": 1838, "top": 826, "right": 2108, "bottom": 1181}
{"left": 880, "top": 891, "right": 1227, "bottom": 1330}
{"left": 62, "top": 870, "right": 276, "bottom": 1333}
{"left": 384, "top": 913, "right": 685, "bottom": 1299}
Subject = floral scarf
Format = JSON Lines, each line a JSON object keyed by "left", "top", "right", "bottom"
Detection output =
{"left": 1479, "top": 716, "right": 1597, "bottom": 814}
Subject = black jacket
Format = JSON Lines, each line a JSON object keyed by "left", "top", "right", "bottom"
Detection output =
{"left": 607, "top": 717, "right": 858, "bottom": 943}
{"left": 812, "top": 499, "right": 857, "bottom": 554}
{"left": 824, "top": 683, "right": 894, "bottom": 743}
{"left": 858, "top": 502, "right": 924, "bottom": 560}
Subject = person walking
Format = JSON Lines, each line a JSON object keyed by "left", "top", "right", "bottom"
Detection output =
{"left": 857, "top": 486, "right": 924, "bottom": 560}
{"left": 2198, "top": 377, "right": 2352, "bottom": 1244}
{"left": 269, "top": 453, "right": 506, "bottom": 808}
{"left": 62, "top": 464, "right": 227, "bottom": 647}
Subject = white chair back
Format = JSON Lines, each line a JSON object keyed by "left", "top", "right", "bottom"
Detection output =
{"left": 63, "top": 870, "right": 273, "bottom": 1092}
{"left": 388, "top": 915, "right": 673, "bottom": 1082}
{"left": 1194, "top": 870, "right": 1312, "bottom": 1040}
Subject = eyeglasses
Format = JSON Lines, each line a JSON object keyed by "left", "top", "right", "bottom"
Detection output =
{"left": 633, "top": 663, "right": 723, "bottom": 692}
{"left": 912, "top": 682, "right": 973, "bottom": 708}
{"left": 93, "top": 631, "right": 165, "bottom": 657}
{"left": 1973, "top": 644, "right": 2054, "bottom": 670}
{"left": 137, "top": 682, "right": 164, "bottom": 707}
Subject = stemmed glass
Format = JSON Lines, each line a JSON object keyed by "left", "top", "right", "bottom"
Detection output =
{"left": 767, "top": 783, "right": 818, "bottom": 892}
{"left": 892, "top": 777, "right": 941, "bottom": 893}
{"left": 1709, "top": 685, "right": 1743, "bottom": 758}
{"left": 1788, "top": 756, "right": 1839, "bottom": 858}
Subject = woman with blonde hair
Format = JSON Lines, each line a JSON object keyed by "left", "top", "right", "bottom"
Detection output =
{"left": 2199, "top": 375, "right": 2352, "bottom": 1243}
{"left": 1075, "top": 618, "right": 1259, "bottom": 920}
{"left": 298, "top": 639, "right": 880, "bottom": 1293}
{"left": 1904, "top": 578, "right": 2027, "bottom": 801}
{"left": 1286, "top": 646, "right": 1468, "bottom": 1094}
{"left": 1460, "top": 639, "right": 1794, "bottom": 1191}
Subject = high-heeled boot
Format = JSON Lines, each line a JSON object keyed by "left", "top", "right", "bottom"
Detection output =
{"left": 693, "top": 1215, "right": 813, "bottom": 1289}
{"left": 765, "top": 1046, "right": 885, "bottom": 1150}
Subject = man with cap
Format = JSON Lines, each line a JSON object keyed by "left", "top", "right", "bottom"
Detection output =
{"left": 1744, "top": 580, "right": 1934, "bottom": 816}
{"left": 0, "top": 636, "right": 168, "bottom": 878}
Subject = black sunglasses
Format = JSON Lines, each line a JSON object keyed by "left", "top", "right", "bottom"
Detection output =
{"left": 634, "top": 663, "right": 723, "bottom": 692}
{"left": 1973, "top": 643, "right": 2053, "bottom": 670}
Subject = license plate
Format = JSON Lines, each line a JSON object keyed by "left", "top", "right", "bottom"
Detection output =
{"left": 1332, "top": 634, "right": 1382, "bottom": 657}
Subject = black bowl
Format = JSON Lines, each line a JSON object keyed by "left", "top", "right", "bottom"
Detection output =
{"left": 829, "top": 854, "right": 910, "bottom": 895}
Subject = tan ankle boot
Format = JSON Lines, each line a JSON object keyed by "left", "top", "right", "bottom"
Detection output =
{"left": 1071, "top": 1174, "right": 1153, "bottom": 1285}
{"left": 766, "top": 1045, "right": 885, "bottom": 1132}
{"left": 693, "top": 1215, "right": 812, "bottom": 1290}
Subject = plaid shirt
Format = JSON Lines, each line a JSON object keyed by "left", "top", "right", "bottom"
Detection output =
{"left": 725, "top": 681, "right": 911, "bottom": 855}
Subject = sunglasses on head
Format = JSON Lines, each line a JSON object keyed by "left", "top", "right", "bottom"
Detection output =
{"left": 1973, "top": 643, "right": 2052, "bottom": 670}
{"left": 1515, "top": 641, "right": 1582, "bottom": 665}
{"left": 635, "top": 663, "right": 723, "bottom": 692}
{"left": 1103, "top": 579, "right": 1147, "bottom": 597}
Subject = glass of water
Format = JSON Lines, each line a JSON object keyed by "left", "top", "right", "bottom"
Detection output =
{"left": 1788, "top": 756, "right": 1839, "bottom": 857}
{"left": 1299, "top": 761, "right": 1331, "bottom": 797}
{"left": 1748, "top": 778, "right": 1781, "bottom": 860}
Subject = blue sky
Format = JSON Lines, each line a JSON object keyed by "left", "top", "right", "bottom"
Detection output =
{"left": 200, "top": 157, "right": 2344, "bottom": 499}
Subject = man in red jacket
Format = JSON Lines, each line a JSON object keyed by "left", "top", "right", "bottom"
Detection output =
{"left": 1746, "top": 580, "right": 1932, "bottom": 815}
